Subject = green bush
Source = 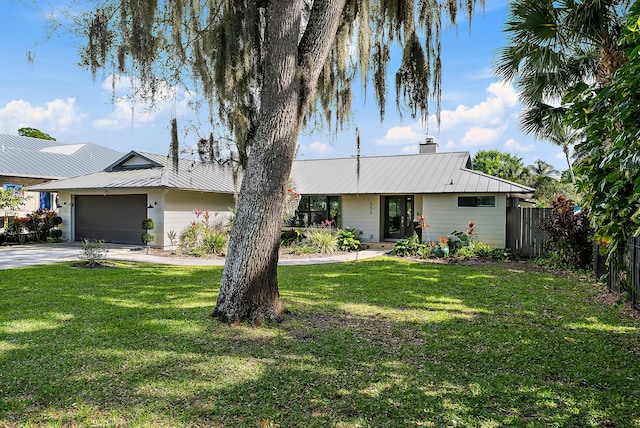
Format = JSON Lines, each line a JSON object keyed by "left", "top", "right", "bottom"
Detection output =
{"left": 49, "top": 228, "right": 63, "bottom": 240}
{"left": 446, "top": 231, "right": 469, "bottom": 254}
{"left": 336, "top": 228, "right": 361, "bottom": 251}
{"left": 142, "top": 218, "right": 155, "bottom": 230}
{"left": 281, "top": 229, "right": 302, "bottom": 247}
{"left": 302, "top": 227, "right": 338, "bottom": 254}
{"left": 200, "top": 230, "right": 228, "bottom": 254}
{"left": 48, "top": 216, "right": 63, "bottom": 227}
{"left": 456, "top": 241, "right": 491, "bottom": 258}
{"left": 392, "top": 235, "right": 424, "bottom": 257}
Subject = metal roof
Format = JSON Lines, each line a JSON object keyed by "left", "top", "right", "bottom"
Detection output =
{"left": 28, "top": 150, "right": 534, "bottom": 196}
{"left": 28, "top": 151, "right": 239, "bottom": 193}
{"left": 0, "top": 134, "right": 123, "bottom": 179}
{"left": 291, "top": 152, "right": 535, "bottom": 195}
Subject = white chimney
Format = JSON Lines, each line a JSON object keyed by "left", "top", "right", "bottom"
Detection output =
{"left": 419, "top": 137, "right": 438, "bottom": 154}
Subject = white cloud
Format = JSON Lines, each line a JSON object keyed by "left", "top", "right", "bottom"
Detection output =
{"left": 375, "top": 124, "right": 424, "bottom": 146}
{"left": 429, "top": 81, "right": 518, "bottom": 132}
{"left": 308, "top": 141, "right": 333, "bottom": 154}
{"left": 462, "top": 127, "right": 501, "bottom": 146}
{"left": 0, "top": 98, "right": 86, "bottom": 134}
{"left": 486, "top": 82, "right": 518, "bottom": 107}
{"left": 504, "top": 138, "right": 534, "bottom": 152}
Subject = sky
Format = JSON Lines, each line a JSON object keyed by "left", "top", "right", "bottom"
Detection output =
{"left": 0, "top": 0, "right": 568, "bottom": 172}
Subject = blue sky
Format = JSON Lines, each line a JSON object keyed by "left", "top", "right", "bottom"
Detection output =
{"left": 0, "top": 0, "right": 568, "bottom": 171}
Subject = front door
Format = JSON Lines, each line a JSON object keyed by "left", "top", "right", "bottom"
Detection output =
{"left": 384, "top": 195, "right": 414, "bottom": 239}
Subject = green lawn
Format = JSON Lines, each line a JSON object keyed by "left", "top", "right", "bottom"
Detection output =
{"left": 1, "top": 257, "right": 639, "bottom": 427}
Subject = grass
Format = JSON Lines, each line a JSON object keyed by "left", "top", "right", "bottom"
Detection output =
{"left": 1, "top": 257, "right": 640, "bottom": 427}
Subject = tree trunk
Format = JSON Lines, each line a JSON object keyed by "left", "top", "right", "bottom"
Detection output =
{"left": 211, "top": 0, "right": 345, "bottom": 325}
{"left": 211, "top": 1, "right": 303, "bottom": 325}
{"left": 212, "top": 0, "right": 347, "bottom": 325}
{"left": 563, "top": 143, "right": 576, "bottom": 184}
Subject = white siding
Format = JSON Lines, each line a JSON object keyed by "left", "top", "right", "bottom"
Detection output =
{"left": 162, "top": 190, "right": 235, "bottom": 249}
{"left": 421, "top": 194, "right": 507, "bottom": 247}
{"left": 341, "top": 194, "right": 380, "bottom": 242}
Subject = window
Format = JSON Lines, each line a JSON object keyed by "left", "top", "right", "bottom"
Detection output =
{"left": 458, "top": 196, "right": 495, "bottom": 207}
{"left": 289, "top": 195, "right": 341, "bottom": 227}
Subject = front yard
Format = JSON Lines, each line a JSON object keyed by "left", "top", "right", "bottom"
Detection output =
{"left": 1, "top": 258, "right": 639, "bottom": 427}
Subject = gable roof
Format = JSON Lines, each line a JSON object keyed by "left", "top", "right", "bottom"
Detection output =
{"left": 291, "top": 152, "right": 535, "bottom": 195}
{"left": 29, "top": 150, "right": 534, "bottom": 196}
{"left": 0, "top": 134, "right": 123, "bottom": 179}
{"left": 28, "top": 151, "right": 239, "bottom": 193}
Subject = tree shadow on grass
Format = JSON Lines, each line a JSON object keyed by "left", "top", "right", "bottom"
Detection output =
{"left": 1, "top": 259, "right": 640, "bottom": 426}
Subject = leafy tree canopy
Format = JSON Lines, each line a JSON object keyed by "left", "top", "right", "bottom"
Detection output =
{"left": 472, "top": 150, "right": 532, "bottom": 185}
{"left": 565, "top": 0, "right": 640, "bottom": 258}
{"left": 0, "top": 189, "right": 30, "bottom": 212}
{"left": 18, "top": 127, "right": 56, "bottom": 141}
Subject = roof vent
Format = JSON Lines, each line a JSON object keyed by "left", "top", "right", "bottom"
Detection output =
{"left": 419, "top": 137, "right": 438, "bottom": 154}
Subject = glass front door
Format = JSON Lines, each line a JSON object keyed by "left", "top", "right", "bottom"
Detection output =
{"left": 384, "top": 195, "right": 414, "bottom": 239}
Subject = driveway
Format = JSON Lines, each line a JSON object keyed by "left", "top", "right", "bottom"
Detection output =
{"left": 0, "top": 242, "right": 387, "bottom": 269}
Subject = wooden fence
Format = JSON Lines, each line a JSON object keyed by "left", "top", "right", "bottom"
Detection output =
{"left": 595, "top": 238, "right": 640, "bottom": 310}
{"left": 505, "top": 207, "right": 551, "bottom": 257}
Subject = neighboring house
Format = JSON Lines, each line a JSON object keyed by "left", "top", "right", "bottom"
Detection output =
{"left": 0, "top": 134, "right": 123, "bottom": 221}
{"left": 29, "top": 142, "right": 534, "bottom": 248}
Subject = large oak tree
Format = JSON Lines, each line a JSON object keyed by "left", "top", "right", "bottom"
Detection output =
{"left": 68, "top": 0, "right": 481, "bottom": 324}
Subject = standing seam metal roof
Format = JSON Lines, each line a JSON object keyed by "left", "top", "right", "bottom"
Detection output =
{"left": 0, "top": 134, "right": 123, "bottom": 179}
{"left": 28, "top": 150, "right": 534, "bottom": 195}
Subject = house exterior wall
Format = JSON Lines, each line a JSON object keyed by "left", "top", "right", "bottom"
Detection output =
{"left": 341, "top": 194, "right": 380, "bottom": 243}
{"left": 162, "top": 190, "right": 235, "bottom": 249}
{"left": 53, "top": 189, "right": 235, "bottom": 248}
{"left": 421, "top": 193, "right": 508, "bottom": 247}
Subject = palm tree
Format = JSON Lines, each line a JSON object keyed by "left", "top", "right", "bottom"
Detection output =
{"left": 494, "top": 0, "right": 630, "bottom": 141}
{"left": 548, "top": 125, "right": 581, "bottom": 183}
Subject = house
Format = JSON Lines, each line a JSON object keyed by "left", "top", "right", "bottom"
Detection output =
{"left": 0, "top": 134, "right": 123, "bottom": 220}
{"left": 28, "top": 142, "right": 534, "bottom": 248}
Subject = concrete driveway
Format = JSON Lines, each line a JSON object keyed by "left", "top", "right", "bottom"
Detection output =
{"left": 0, "top": 242, "right": 387, "bottom": 269}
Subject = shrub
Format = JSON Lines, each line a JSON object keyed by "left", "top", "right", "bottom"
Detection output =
{"left": 446, "top": 230, "right": 469, "bottom": 254}
{"left": 48, "top": 216, "right": 63, "bottom": 227}
{"left": 49, "top": 229, "right": 63, "bottom": 240}
{"left": 540, "top": 196, "right": 593, "bottom": 269}
{"left": 281, "top": 229, "right": 303, "bottom": 247}
{"left": 336, "top": 228, "right": 361, "bottom": 251}
{"left": 456, "top": 241, "right": 491, "bottom": 258}
{"left": 79, "top": 239, "right": 107, "bottom": 267}
{"left": 392, "top": 235, "right": 425, "bottom": 257}
{"left": 200, "top": 230, "right": 228, "bottom": 254}
{"left": 302, "top": 227, "right": 338, "bottom": 254}
{"left": 142, "top": 218, "right": 155, "bottom": 231}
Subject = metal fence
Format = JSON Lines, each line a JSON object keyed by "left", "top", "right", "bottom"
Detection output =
{"left": 595, "top": 238, "right": 640, "bottom": 310}
{"left": 506, "top": 207, "right": 551, "bottom": 257}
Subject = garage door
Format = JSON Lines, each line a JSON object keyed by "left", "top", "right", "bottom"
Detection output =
{"left": 75, "top": 195, "right": 147, "bottom": 244}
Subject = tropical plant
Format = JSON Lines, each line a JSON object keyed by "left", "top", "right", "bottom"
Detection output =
{"left": 539, "top": 196, "right": 593, "bottom": 269}
{"left": 336, "top": 228, "right": 361, "bottom": 252}
{"left": 495, "top": 0, "right": 630, "bottom": 142}
{"left": 302, "top": 228, "right": 338, "bottom": 254}
{"left": 472, "top": 150, "right": 532, "bottom": 185}
{"left": 564, "top": 0, "right": 640, "bottom": 261}
{"left": 391, "top": 235, "right": 425, "bottom": 257}
{"left": 446, "top": 231, "right": 468, "bottom": 254}
{"left": 281, "top": 229, "right": 303, "bottom": 247}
